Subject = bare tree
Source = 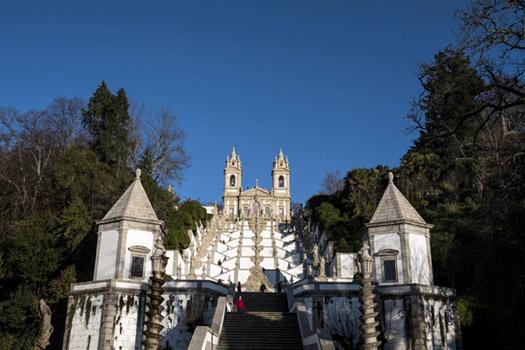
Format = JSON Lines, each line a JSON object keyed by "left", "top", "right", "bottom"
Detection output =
{"left": 321, "top": 170, "right": 344, "bottom": 195}
{"left": 134, "top": 107, "right": 189, "bottom": 185}
{"left": 47, "top": 97, "right": 86, "bottom": 147}
{"left": 0, "top": 98, "right": 84, "bottom": 217}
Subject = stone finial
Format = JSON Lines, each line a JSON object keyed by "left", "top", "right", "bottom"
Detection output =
{"left": 136, "top": 168, "right": 142, "bottom": 180}
{"left": 388, "top": 172, "right": 394, "bottom": 183}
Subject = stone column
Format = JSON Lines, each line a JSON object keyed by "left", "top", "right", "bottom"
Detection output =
{"left": 143, "top": 238, "right": 168, "bottom": 350}
{"left": 359, "top": 242, "right": 380, "bottom": 350}
{"left": 98, "top": 293, "right": 118, "bottom": 349}
{"left": 407, "top": 295, "right": 428, "bottom": 350}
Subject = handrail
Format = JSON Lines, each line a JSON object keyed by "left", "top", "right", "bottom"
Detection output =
{"left": 187, "top": 296, "right": 229, "bottom": 350}
{"left": 286, "top": 286, "right": 322, "bottom": 350}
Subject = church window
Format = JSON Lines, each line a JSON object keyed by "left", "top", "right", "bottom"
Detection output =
{"left": 278, "top": 175, "right": 285, "bottom": 188}
{"left": 229, "top": 207, "right": 234, "bottom": 217}
{"left": 383, "top": 259, "right": 397, "bottom": 282}
{"left": 279, "top": 207, "right": 284, "bottom": 218}
{"left": 265, "top": 206, "right": 271, "bottom": 216}
{"left": 130, "top": 256, "right": 145, "bottom": 278}
{"left": 230, "top": 175, "right": 236, "bottom": 187}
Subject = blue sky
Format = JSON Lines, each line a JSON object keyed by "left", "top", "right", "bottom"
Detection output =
{"left": 0, "top": 0, "right": 468, "bottom": 203}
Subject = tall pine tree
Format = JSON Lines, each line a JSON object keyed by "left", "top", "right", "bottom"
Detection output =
{"left": 82, "top": 82, "right": 134, "bottom": 187}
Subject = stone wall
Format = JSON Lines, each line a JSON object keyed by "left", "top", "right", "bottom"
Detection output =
{"left": 290, "top": 281, "right": 460, "bottom": 350}
{"left": 65, "top": 294, "right": 104, "bottom": 350}
{"left": 64, "top": 281, "right": 227, "bottom": 350}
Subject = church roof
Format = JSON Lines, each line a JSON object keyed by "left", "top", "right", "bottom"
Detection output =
{"left": 369, "top": 172, "right": 426, "bottom": 225}
{"left": 241, "top": 186, "right": 272, "bottom": 197}
{"left": 102, "top": 169, "right": 159, "bottom": 222}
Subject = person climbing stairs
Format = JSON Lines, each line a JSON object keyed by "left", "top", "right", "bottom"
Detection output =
{"left": 218, "top": 292, "right": 302, "bottom": 350}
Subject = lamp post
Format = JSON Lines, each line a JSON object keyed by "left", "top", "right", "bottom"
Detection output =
{"left": 143, "top": 237, "right": 168, "bottom": 350}
{"left": 358, "top": 242, "right": 380, "bottom": 350}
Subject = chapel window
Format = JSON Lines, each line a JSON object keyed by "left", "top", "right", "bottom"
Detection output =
{"left": 230, "top": 175, "right": 236, "bottom": 187}
{"left": 130, "top": 256, "right": 145, "bottom": 278}
{"left": 278, "top": 175, "right": 285, "bottom": 188}
{"left": 383, "top": 259, "right": 397, "bottom": 282}
{"left": 265, "top": 206, "right": 271, "bottom": 216}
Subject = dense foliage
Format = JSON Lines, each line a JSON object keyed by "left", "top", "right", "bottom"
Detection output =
{"left": 0, "top": 82, "right": 201, "bottom": 349}
{"left": 308, "top": 11, "right": 525, "bottom": 348}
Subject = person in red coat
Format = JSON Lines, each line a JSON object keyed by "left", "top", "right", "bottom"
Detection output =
{"left": 235, "top": 295, "right": 245, "bottom": 312}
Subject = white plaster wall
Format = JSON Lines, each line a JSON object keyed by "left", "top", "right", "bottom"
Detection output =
{"left": 223, "top": 248, "right": 237, "bottom": 259}
{"left": 165, "top": 250, "right": 176, "bottom": 276}
{"left": 241, "top": 247, "right": 254, "bottom": 256}
{"left": 240, "top": 257, "right": 253, "bottom": 269}
{"left": 408, "top": 234, "right": 431, "bottom": 285}
{"left": 242, "top": 238, "right": 254, "bottom": 246}
{"left": 237, "top": 269, "right": 250, "bottom": 284}
{"left": 373, "top": 233, "right": 403, "bottom": 284}
{"left": 261, "top": 258, "right": 276, "bottom": 270}
{"left": 67, "top": 294, "right": 104, "bottom": 350}
{"left": 221, "top": 258, "right": 236, "bottom": 269}
{"left": 337, "top": 253, "right": 355, "bottom": 279}
{"left": 209, "top": 263, "right": 222, "bottom": 276}
{"left": 261, "top": 231, "right": 272, "bottom": 238}
{"left": 275, "top": 248, "right": 287, "bottom": 258}
{"left": 423, "top": 298, "right": 457, "bottom": 350}
{"left": 323, "top": 296, "right": 361, "bottom": 348}
{"left": 383, "top": 298, "right": 408, "bottom": 350}
{"left": 123, "top": 229, "right": 154, "bottom": 281}
{"left": 277, "top": 258, "right": 290, "bottom": 270}
{"left": 112, "top": 293, "right": 143, "bottom": 350}
{"left": 261, "top": 238, "right": 273, "bottom": 246}
{"left": 95, "top": 230, "right": 118, "bottom": 280}
{"left": 282, "top": 234, "right": 295, "bottom": 243}
{"left": 261, "top": 247, "right": 273, "bottom": 257}
{"left": 283, "top": 242, "right": 296, "bottom": 252}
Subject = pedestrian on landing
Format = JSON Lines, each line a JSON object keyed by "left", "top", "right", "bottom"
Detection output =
{"left": 235, "top": 295, "right": 245, "bottom": 313}
{"left": 236, "top": 282, "right": 242, "bottom": 294}
{"left": 277, "top": 281, "right": 283, "bottom": 293}
{"left": 259, "top": 283, "right": 267, "bottom": 293}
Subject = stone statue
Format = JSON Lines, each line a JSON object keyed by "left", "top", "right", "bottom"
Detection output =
{"left": 319, "top": 256, "right": 327, "bottom": 280}
{"left": 312, "top": 243, "right": 319, "bottom": 267}
{"left": 34, "top": 299, "right": 53, "bottom": 350}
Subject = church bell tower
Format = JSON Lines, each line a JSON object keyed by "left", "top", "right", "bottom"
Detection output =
{"left": 223, "top": 147, "right": 242, "bottom": 219}
{"left": 272, "top": 148, "right": 291, "bottom": 221}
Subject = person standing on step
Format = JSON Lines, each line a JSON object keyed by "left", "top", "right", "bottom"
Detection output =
{"left": 235, "top": 295, "right": 245, "bottom": 312}
{"left": 277, "top": 281, "right": 283, "bottom": 293}
{"left": 259, "top": 283, "right": 267, "bottom": 292}
{"left": 236, "top": 281, "right": 242, "bottom": 294}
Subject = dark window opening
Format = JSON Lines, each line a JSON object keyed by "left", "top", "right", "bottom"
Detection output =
{"left": 131, "top": 256, "right": 145, "bottom": 278}
{"left": 278, "top": 175, "right": 285, "bottom": 188}
{"left": 230, "top": 175, "right": 236, "bottom": 187}
{"left": 383, "top": 260, "right": 397, "bottom": 282}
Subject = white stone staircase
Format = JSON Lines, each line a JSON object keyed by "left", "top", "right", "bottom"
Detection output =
{"left": 196, "top": 219, "right": 304, "bottom": 286}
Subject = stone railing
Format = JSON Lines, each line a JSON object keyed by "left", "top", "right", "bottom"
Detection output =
{"left": 286, "top": 285, "right": 322, "bottom": 350}
{"left": 187, "top": 296, "right": 230, "bottom": 350}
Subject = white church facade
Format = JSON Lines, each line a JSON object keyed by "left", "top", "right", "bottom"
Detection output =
{"left": 223, "top": 147, "right": 291, "bottom": 222}
{"left": 62, "top": 153, "right": 461, "bottom": 350}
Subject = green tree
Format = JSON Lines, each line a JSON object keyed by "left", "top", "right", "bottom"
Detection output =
{"left": 82, "top": 82, "right": 134, "bottom": 186}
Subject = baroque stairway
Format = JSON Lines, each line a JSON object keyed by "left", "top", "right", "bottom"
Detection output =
{"left": 190, "top": 218, "right": 304, "bottom": 288}
{"left": 218, "top": 292, "right": 302, "bottom": 350}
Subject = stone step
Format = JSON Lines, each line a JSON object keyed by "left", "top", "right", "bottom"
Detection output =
{"left": 218, "top": 300, "right": 302, "bottom": 350}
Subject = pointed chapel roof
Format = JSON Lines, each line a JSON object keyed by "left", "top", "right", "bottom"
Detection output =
{"left": 102, "top": 169, "right": 159, "bottom": 222}
{"left": 369, "top": 172, "right": 427, "bottom": 226}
